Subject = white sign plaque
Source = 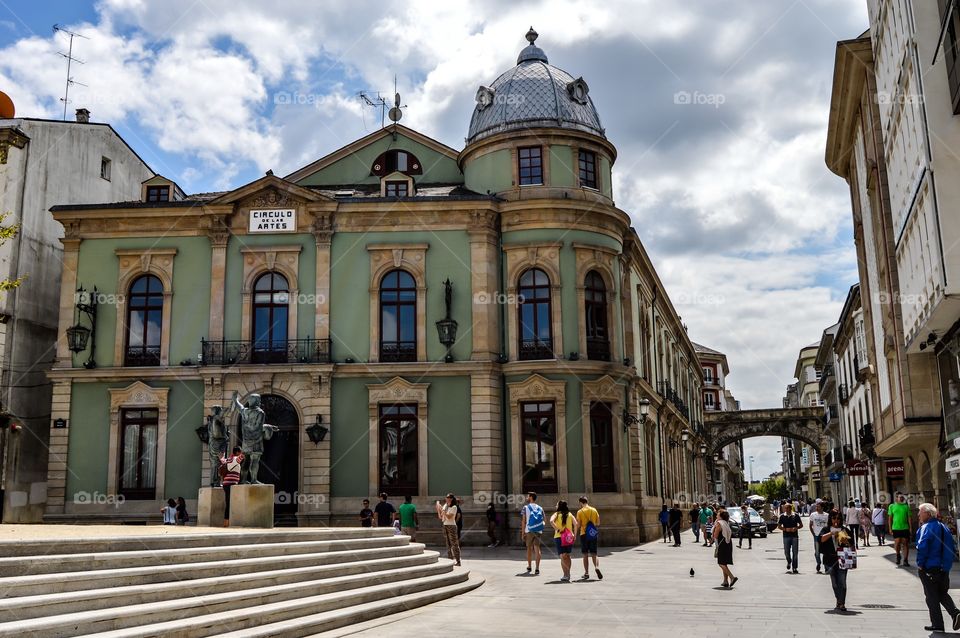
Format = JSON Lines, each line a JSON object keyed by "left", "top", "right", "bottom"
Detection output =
{"left": 249, "top": 209, "right": 296, "bottom": 232}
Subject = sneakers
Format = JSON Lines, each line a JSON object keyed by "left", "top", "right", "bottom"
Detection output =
{"left": 560, "top": 575, "right": 570, "bottom": 582}
{"left": 816, "top": 566, "right": 821, "bottom": 573}
{"left": 792, "top": 569, "right": 799, "bottom": 574}
{"left": 487, "top": 543, "right": 496, "bottom": 548}
{"left": 580, "top": 573, "right": 590, "bottom": 581}
{"left": 903, "top": 560, "right": 910, "bottom": 567}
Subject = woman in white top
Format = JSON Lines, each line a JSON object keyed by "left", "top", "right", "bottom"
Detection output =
{"left": 843, "top": 501, "right": 860, "bottom": 548}
{"left": 871, "top": 502, "right": 886, "bottom": 545}
{"left": 436, "top": 493, "right": 461, "bottom": 566}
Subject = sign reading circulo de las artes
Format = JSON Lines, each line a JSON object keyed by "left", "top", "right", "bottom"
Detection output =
{"left": 249, "top": 209, "right": 296, "bottom": 233}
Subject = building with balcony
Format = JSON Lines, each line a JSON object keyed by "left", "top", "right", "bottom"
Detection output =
{"left": 0, "top": 104, "right": 153, "bottom": 522}
{"left": 693, "top": 343, "right": 743, "bottom": 503}
{"left": 826, "top": 21, "right": 944, "bottom": 510}
{"left": 42, "top": 30, "right": 706, "bottom": 543}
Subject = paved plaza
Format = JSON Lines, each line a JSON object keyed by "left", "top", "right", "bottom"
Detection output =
{"left": 332, "top": 528, "right": 958, "bottom": 637}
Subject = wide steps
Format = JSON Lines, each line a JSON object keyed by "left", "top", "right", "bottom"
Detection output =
{"left": 0, "top": 527, "right": 480, "bottom": 636}
{"left": 0, "top": 552, "right": 439, "bottom": 621}
{"left": 78, "top": 570, "right": 469, "bottom": 638}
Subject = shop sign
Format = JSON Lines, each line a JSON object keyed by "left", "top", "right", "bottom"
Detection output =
{"left": 811, "top": 471, "right": 821, "bottom": 480}
{"left": 829, "top": 472, "right": 842, "bottom": 482}
{"left": 846, "top": 459, "right": 869, "bottom": 476}
{"left": 249, "top": 209, "right": 296, "bottom": 232}
{"left": 885, "top": 459, "right": 905, "bottom": 478}
{"left": 946, "top": 454, "right": 960, "bottom": 474}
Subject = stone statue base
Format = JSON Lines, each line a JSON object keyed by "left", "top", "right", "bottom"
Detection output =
{"left": 197, "top": 487, "right": 225, "bottom": 527}
{"left": 230, "top": 484, "right": 274, "bottom": 528}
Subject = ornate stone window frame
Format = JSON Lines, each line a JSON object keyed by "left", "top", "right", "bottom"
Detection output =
{"left": 367, "top": 377, "right": 430, "bottom": 495}
{"left": 573, "top": 243, "right": 619, "bottom": 362}
{"left": 507, "top": 373, "right": 567, "bottom": 494}
{"left": 240, "top": 245, "right": 302, "bottom": 343}
{"left": 367, "top": 244, "right": 428, "bottom": 362}
{"left": 504, "top": 242, "right": 562, "bottom": 361}
{"left": 114, "top": 248, "right": 177, "bottom": 366}
{"left": 580, "top": 375, "right": 624, "bottom": 493}
{"left": 106, "top": 381, "right": 170, "bottom": 499}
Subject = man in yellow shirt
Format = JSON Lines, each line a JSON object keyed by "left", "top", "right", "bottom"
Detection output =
{"left": 576, "top": 496, "right": 603, "bottom": 580}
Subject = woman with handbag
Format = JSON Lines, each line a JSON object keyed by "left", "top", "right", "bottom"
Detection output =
{"left": 713, "top": 509, "right": 737, "bottom": 588}
{"left": 551, "top": 500, "right": 580, "bottom": 582}
{"left": 820, "top": 509, "right": 854, "bottom": 612}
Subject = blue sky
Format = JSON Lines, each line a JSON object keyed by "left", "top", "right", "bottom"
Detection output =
{"left": 0, "top": 0, "right": 869, "bottom": 478}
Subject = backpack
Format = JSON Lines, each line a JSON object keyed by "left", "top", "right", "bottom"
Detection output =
{"left": 586, "top": 521, "right": 599, "bottom": 539}
{"left": 525, "top": 504, "right": 545, "bottom": 533}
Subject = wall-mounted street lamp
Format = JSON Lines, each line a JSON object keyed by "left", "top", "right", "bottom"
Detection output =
{"left": 623, "top": 397, "right": 651, "bottom": 432}
{"left": 699, "top": 443, "right": 707, "bottom": 455}
{"left": 435, "top": 278, "right": 458, "bottom": 363}
{"left": 305, "top": 414, "right": 329, "bottom": 444}
{"left": 66, "top": 285, "right": 98, "bottom": 368}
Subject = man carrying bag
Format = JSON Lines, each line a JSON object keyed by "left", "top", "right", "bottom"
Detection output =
{"left": 916, "top": 502, "right": 960, "bottom": 633}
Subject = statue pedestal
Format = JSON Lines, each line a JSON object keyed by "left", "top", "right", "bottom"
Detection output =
{"left": 230, "top": 484, "right": 274, "bottom": 528}
{"left": 197, "top": 487, "right": 225, "bottom": 527}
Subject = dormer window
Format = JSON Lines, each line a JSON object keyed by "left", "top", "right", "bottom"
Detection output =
{"left": 385, "top": 181, "right": 408, "bottom": 197}
{"left": 146, "top": 185, "right": 170, "bottom": 202}
{"left": 567, "top": 77, "right": 590, "bottom": 105}
{"left": 372, "top": 150, "right": 422, "bottom": 177}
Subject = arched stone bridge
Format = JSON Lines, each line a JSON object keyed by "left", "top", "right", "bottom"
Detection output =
{"left": 703, "top": 407, "right": 826, "bottom": 457}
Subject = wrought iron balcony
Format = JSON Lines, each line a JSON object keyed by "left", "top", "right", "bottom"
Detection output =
{"left": 585, "top": 337, "right": 610, "bottom": 361}
{"left": 859, "top": 422, "right": 875, "bottom": 449}
{"left": 200, "top": 338, "right": 332, "bottom": 365}
{"left": 124, "top": 346, "right": 161, "bottom": 367}
{"left": 519, "top": 339, "right": 555, "bottom": 361}
{"left": 379, "top": 341, "right": 416, "bottom": 362}
{"left": 838, "top": 383, "right": 849, "bottom": 404}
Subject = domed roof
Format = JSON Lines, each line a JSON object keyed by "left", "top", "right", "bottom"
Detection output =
{"left": 466, "top": 28, "right": 605, "bottom": 144}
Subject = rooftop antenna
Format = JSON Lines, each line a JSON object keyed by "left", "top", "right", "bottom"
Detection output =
{"left": 53, "top": 24, "right": 89, "bottom": 121}
{"left": 358, "top": 91, "right": 387, "bottom": 128}
{"left": 358, "top": 77, "right": 407, "bottom": 130}
{"left": 388, "top": 75, "right": 406, "bottom": 125}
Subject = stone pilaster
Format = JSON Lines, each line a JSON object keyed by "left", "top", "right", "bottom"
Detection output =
{"left": 470, "top": 368, "right": 502, "bottom": 497}
{"left": 468, "top": 211, "right": 500, "bottom": 361}
{"left": 44, "top": 380, "right": 72, "bottom": 516}
{"left": 207, "top": 220, "right": 230, "bottom": 342}
{"left": 55, "top": 235, "right": 81, "bottom": 364}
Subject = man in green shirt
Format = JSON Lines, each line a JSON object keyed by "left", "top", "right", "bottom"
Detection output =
{"left": 398, "top": 495, "right": 419, "bottom": 542}
{"left": 888, "top": 492, "right": 913, "bottom": 567}
{"left": 698, "top": 502, "right": 714, "bottom": 547}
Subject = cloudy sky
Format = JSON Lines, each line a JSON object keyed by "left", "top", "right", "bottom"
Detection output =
{"left": 0, "top": 0, "right": 868, "bottom": 478}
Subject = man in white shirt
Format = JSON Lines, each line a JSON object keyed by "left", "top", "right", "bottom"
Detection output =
{"left": 843, "top": 500, "right": 861, "bottom": 548}
{"left": 871, "top": 502, "right": 886, "bottom": 546}
{"left": 809, "top": 501, "right": 830, "bottom": 573}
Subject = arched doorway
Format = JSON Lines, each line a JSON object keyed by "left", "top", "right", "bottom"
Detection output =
{"left": 258, "top": 394, "right": 299, "bottom": 525}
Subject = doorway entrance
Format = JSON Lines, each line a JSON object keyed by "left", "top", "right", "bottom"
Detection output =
{"left": 258, "top": 394, "right": 299, "bottom": 525}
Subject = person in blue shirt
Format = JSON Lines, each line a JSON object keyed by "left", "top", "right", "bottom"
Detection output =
{"left": 915, "top": 502, "right": 960, "bottom": 633}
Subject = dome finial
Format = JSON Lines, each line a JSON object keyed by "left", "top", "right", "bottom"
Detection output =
{"left": 526, "top": 26, "right": 538, "bottom": 45}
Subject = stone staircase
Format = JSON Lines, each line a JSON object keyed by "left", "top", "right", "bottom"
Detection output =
{"left": 0, "top": 528, "right": 481, "bottom": 637}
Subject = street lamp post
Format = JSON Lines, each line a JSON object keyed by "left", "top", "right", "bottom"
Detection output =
{"left": 749, "top": 455, "right": 755, "bottom": 485}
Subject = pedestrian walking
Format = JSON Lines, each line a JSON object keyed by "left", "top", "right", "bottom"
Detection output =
{"left": 858, "top": 503, "right": 872, "bottom": 547}
{"left": 700, "top": 502, "right": 714, "bottom": 547}
{"left": 888, "top": 492, "right": 912, "bottom": 567}
{"left": 374, "top": 492, "right": 396, "bottom": 528}
{"left": 689, "top": 503, "right": 701, "bottom": 543}
{"left": 669, "top": 503, "right": 682, "bottom": 546}
{"left": 576, "top": 496, "right": 602, "bottom": 580}
{"left": 738, "top": 504, "right": 752, "bottom": 549}
{"left": 399, "top": 495, "right": 418, "bottom": 542}
{"left": 713, "top": 510, "right": 737, "bottom": 588}
{"left": 485, "top": 502, "right": 500, "bottom": 547}
{"left": 436, "top": 493, "right": 461, "bottom": 566}
{"left": 219, "top": 447, "right": 243, "bottom": 527}
{"left": 550, "top": 500, "right": 579, "bottom": 582}
{"left": 872, "top": 502, "right": 886, "bottom": 546}
{"left": 809, "top": 501, "right": 830, "bottom": 573}
{"left": 359, "top": 499, "right": 373, "bottom": 527}
{"left": 521, "top": 492, "right": 544, "bottom": 575}
{"left": 659, "top": 504, "right": 670, "bottom": 543}
{"left": 915, "top": 502, "right": 960, "bottom": 632}
{"left": 778, "top": 502, "right": 803, "bottom": 573}
{"left": 844, "top": 500, "right": 860, "bottom": 549}
{"left": 820, "top": 509, "right": 853, "bottom": 612}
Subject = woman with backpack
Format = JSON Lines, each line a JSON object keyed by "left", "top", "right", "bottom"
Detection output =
{"left": 713, "top": 509, "right": 737, "bottom": 588}
{"left": 550, "top": 500, "right": 580, "bottom": 582}
{"left": 820, "top": 509, "right": 854, "bottom": 612}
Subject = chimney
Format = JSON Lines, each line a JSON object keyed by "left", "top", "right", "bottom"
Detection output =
{"left": 75, "top": 108, "right": 90, "bottom": 123}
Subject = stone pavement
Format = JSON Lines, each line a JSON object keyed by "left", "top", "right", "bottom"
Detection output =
{"left": 328, "top": 528, "right": 957, "bottom": 637}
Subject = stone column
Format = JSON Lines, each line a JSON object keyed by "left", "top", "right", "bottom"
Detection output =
{"left": 470, "top": 366, "right": 502, "bottom": 499}
{"left": 468, "top": 211, "right": 500, "bottom": 361}
{"left": 299, "top": 372, "right": 332, "bottom": 524}
{"left": 44, "top": 379, "right": 73, "bottom": 516}
{"left": 55, "top": 236, "right": 81, "bottom": 364}
{"left": 312, "top": 213, "right": 333, "bottom": 342}
{"left": 207, "top": 222, "right": 230, "bottom": 342}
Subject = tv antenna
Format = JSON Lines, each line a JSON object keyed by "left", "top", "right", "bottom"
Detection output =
{"left": 358, "top": 91, "right": 387, "bottom": 128}
{"left": 53, "top": 24, "right": 89, "bottom": 121}
{"left": 358, "top": 77, "right": 407, "bottom": 129}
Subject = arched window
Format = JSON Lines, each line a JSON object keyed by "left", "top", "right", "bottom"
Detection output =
{"left": 518, "top": 268, "right": 553, "bottom": 360}
{"left": 252, "top": 272, "right": 289, "bottom": 363}
{"left": 380, "top": 269, "right": 417, "bottom": 362}
{"left": 371, "top": 150, "right": 422, "bottom": 176}
{"left": 125, "top": 274, "right": 163, "bottom": 366}
{"left": 584, "top": 270, "right": 609, "bottom": 361}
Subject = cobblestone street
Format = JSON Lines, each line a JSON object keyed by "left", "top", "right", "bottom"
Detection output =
{"left": 333, "top": 530, "right": 956, "bottom": 637}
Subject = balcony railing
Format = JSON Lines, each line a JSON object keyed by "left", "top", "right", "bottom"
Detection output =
{"left": 859, "top": 422, "right": 875, "bottom": 449}
{"left": 838, "top": 383, "right": 849, "bottom": 404}
{"left": 201, "top": 338, "right": 332, "bottom": 365}
{"left": 124, "top": 346, "right": 161, "bottom": 367}
{"left": 585, "top": 337, "right": 610, "bottom": 361}
{"left": 379, "top": 341, "right": 416, "bottom": 362}
{"left": 519, "top": 339, "right": 555, "bottom": 361}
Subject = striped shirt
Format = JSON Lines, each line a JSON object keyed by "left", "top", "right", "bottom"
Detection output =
{"left": 221, "top": 453, "right": 243, "bottom": 486}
